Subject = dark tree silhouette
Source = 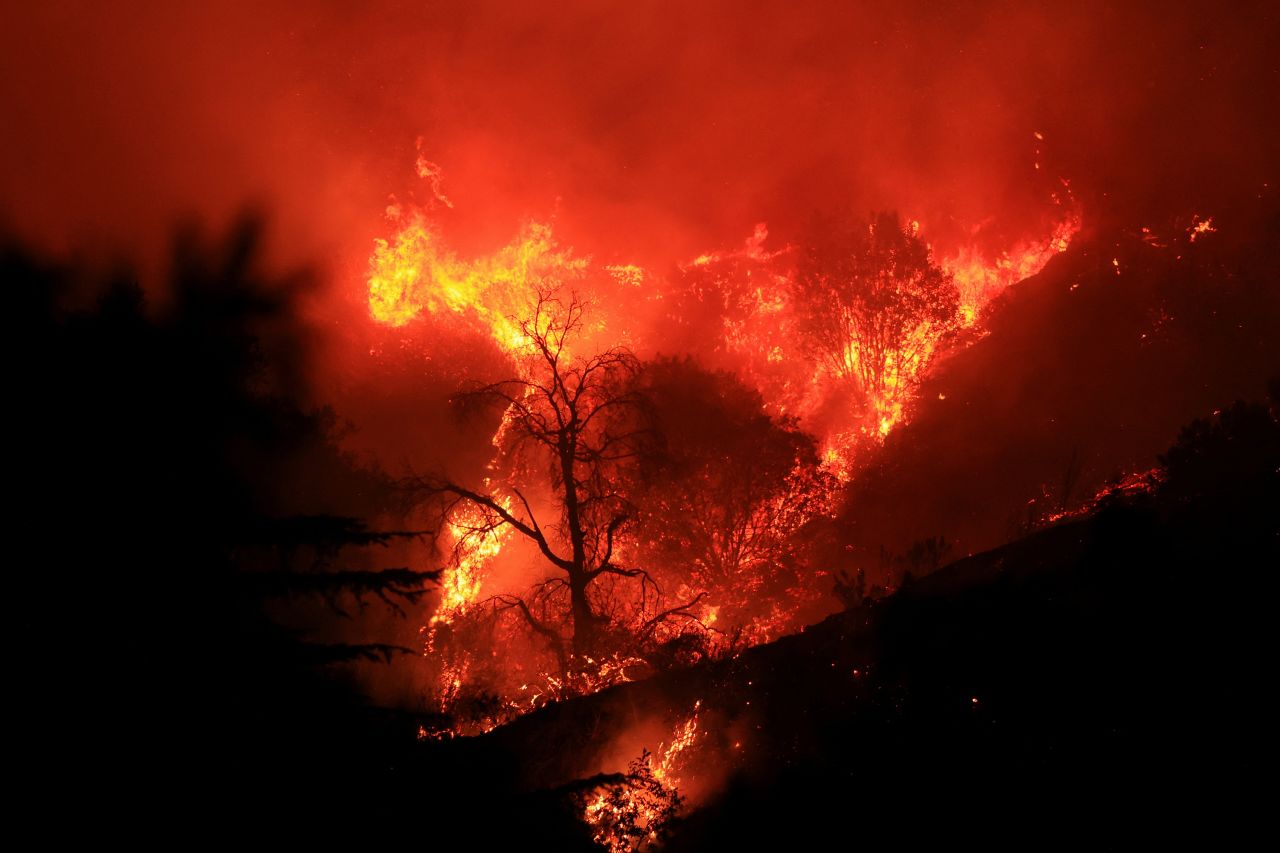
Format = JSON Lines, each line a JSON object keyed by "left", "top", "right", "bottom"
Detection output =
{"left": 6, "top": 218, "right": 433, "bottom": 823}
{"left": 629, "top": 357, "right": 836, "bottom": 627}
{"left": 417, "top": 291, "right": 658, "bottom": 663}
{"left": 1159, "top": 393, "right": 1280, "bottom": 505}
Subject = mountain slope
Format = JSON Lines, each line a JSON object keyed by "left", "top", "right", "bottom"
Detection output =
{"left": 389, "top": 392, "right": 1278, "bottom": 846}
{"left": 841, "top": 201, "right": 1280, "bottom": 559}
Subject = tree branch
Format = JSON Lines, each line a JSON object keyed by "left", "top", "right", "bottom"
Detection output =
{"left": 414, "top": 477, "right": 575, "bottom": 572}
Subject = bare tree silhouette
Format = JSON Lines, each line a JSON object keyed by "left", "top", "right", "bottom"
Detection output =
{"left": 415, "top": 291, "right": 664, "bottom": 664}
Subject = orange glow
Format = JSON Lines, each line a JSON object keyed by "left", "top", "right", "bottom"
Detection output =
{"left": 367, "top": 214, "right": 586, "bottom": 352}
{"left": 1188, "top": 216, "right": 1216, "bottom": 242}
{"left": 367, "top": 170, "right": 1086, "bottom": 739}
{"left": 430, "top": 500, "right": 511, "bottom": 629}
{"left": 583, "top": 701, "right": 704, "bottom": 851}
{"left": 941, "top": 207, "right": 1082, "bottom": 324}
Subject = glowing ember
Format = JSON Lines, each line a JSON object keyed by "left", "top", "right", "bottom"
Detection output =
{"left": 1188, "top": 216, "right": 1216, "bottom": 242}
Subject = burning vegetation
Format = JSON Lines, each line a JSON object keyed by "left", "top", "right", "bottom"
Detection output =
{"left": 582, "top": 701, "right": 704, "bottom": 852}
{"left": 365, "top": 161, "right": 1082, "bottom": 748}
{"left": 349, "top": 150, "right": 1280, "bottom": 846}
{"left": 6, "top": 1, "right": 1278, "bottom": 844}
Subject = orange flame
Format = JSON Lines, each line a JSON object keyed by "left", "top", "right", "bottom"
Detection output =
{"left": 941, "top": 208, "right": 1081, "bottom": 324}
{"left": 368, "top": 215, "right": 587, "bottom": 352}
{"left": 367, "top": 172, "right": 1084, "bottom": 738}
{"left": 1188, "top": 215, "right": 1216, "bottom": 242}
{"left": 431, "top": 500, "right": 511, "bottom": 627}
{"left": 583, "top": 701, "right": 704, "bottom": 851}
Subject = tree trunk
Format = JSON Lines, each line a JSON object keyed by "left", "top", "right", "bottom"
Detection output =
{"left": 568, "top": 574, "right": 595, "bottom": 658}
{"left": 559, "top": 434, "right": 595, "bottom": 658}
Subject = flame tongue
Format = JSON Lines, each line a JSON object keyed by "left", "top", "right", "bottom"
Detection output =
{"left": 368, "top": 216, "right": 587, "bottom": 351}
{"left": 942, "top": 209, "right": 1082, "bottom": 323}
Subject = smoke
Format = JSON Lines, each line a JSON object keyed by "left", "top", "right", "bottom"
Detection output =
{"left": 4, "top": 1, "right": 1275, "bottom": 272}
{"left": 3, "top": 1, "right": 1277, "bottom": 681}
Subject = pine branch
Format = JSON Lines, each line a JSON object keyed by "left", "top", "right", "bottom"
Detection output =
{"left": 243, "top": 567, "right": 441, "bottom": 616}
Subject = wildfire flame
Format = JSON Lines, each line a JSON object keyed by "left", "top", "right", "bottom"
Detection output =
{"left": 368, "top": 215, "right": 586, "bottom": 351}
{"left": 941, "top": 208, "right": 1082, "bottom": 324}
{"left": 1188, "top": 215, "right": 1216, "bottom": 242}
{"left": 366, "top": 166, "right": 1083, "bottom": 738}
{"left": 430, "top": 500, "right": 511, "bottom": 627}
{"left": 583, "top": 702, "right": 704, "bottom": 852}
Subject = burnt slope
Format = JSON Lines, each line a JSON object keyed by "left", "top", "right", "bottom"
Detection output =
{"left": 841, "top": 199, "right": 1280, "bottom": 560}
{"left": 362, "top": 392, "right": 1278, "bottom": 848}
{"left": 414, "top": 399, "right": 1274, "bottom": 845}
{"left": 197, "top": 394, "right": 1277, "bottom": 849}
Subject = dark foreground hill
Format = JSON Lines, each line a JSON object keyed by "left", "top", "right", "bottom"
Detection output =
{"left": 8, "top": 220, "right": 1275, "bottom": 846}
{"left": 9, "top": 222, "right": 1273, "bottom": 845}
{"left": 309, "top": 390, "right": 1276, "bottom": 847}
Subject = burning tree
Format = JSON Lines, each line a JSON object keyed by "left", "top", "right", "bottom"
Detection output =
{"left": 793, "top": 211, "right": 960, "bottom": 431}
{"left": 629, "top": 358, "right": 838, "bottom": 638}
{"left": 417, "top": 291, "right": 687, "bottom": 672}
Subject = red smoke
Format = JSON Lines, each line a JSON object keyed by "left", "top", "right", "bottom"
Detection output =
{"left": 3, "top": 1, "right": 1274, "bottom": 280}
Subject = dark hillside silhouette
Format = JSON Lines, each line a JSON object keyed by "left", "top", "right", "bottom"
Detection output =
{"left": 7, "top": 218, "right": 1276, "bottom": 841}
{"left": 373, "top": 385, "right": 1277, "bottom": 845}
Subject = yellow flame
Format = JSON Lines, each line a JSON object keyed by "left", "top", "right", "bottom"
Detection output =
{"left": 1188, "top": 216, "right": 1216, "bottom": 242}
{"left": 368, "top": 215, "right": 588, "bottom": 353}
{"left": 583, "top": 702, "right": 704, "bottom": 851}
{"left": 429, "top": 499, "right": 513, "bottom": 632}
{"left": 942, "top": 209, "right": 1081, "bottom": 324}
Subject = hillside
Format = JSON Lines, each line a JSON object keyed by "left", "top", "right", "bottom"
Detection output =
{"left": 840, "top": 202, "right": 1280, "bottom": 559}
{"left": 359, "top": 391, "right": 1278, "bottom": 846}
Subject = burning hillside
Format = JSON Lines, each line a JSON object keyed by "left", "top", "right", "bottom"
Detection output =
{"left": 4, "top": 1, "right": 1277, "bottom": 845}
{"left": 362, "top": 165, "right": 1081, "bottom": 740}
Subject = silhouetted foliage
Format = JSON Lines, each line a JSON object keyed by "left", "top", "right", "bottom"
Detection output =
{"left": 580, "top": 748, "right": 683, "bottom": 851}
{"left": 1159, "top": 395, "right": 1280, "bottom": 506}
{"left": 832, "top": 567, "right": 869, "bottom": 609}
{"left": 7, "top": 219, "right": 428, "bottom": 822}
{"left": 413, "top": 290, "right": 655, "bottom": 664}
{"left": 630, "top": 357, "right": 835, "bottom": 630}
